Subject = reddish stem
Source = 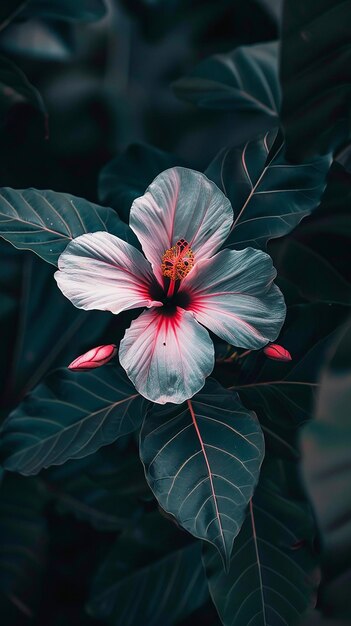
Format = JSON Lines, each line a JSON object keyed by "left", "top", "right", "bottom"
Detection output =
{"left": 236, "top": 349, "right": 252, "bottom": 360}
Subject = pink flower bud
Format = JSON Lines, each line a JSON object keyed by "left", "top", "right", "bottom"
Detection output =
{"left": 263, "top": 344, "right": 292, "bottom": 362}
{"left": 68, "top": 344, "right": 117, "bottom": 371}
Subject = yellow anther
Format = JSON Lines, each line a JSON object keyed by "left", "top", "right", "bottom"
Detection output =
{"left": 161, "top": 239, "right": 194, "bottom": 280}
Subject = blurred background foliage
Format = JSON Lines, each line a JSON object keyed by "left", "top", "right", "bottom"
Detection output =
{"left": 0, "top": 0, "right": 350, "bottom": 625}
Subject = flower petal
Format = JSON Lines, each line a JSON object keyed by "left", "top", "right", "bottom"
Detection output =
{"left": 119, "top": 307, "right": 215, "bottom": 404}
{"left": 55, "top": 231, "right": 162, "bottom": 314}
{"left": 130, "top": 167, "right": 233, "bottom": 284}
{"left": 180, "top": 248, "right": 286, "bottom": 349}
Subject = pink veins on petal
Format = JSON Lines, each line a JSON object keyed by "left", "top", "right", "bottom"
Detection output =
{"left": 55, "top": 166, "right": 287, "bottom": 404}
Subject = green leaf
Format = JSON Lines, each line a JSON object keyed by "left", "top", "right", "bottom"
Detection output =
{"left": 140, "top": 378, "right": 265, "bottom": 567}
{"left": 0, "top": 364, "right": 146, "bottom": 475}
{"left": 280, "top": 0, "right": 351, "bottom": 161}
{"left": 24, "top": 0, "right": 106, "bottom": 22}
{"left": 231, "top": 303, "right": 347, "bottom": 459}
{"left": 173, "top": 41, "right": 280, "bottom": 117}
{"left": 273, "top": 239, "right": 351, "bottom": 307}
{"left": 0, "top": 55, "right": 47, "bottom": 136}
{"left": 206, "top": 130, "right": 331, "bottom": 250}
{"left": 0, "top": 244, "right": 111, "bottom": 413}
{"left": 203, "top": 457, "right": 319, "bottom": 626}
{"left": 98, "top": 143, "right": 187, "bottom": 223}
{"left": 0, "top": 473, "right": 48, "bottom": 618}
{"left": 301, "top": 321, "right": 351, "bottom": 573}
{"left": 270, "top": 164, "right": 351, "bottom": 305}
{"left": 0, "top": 188, "right": 136, "bottom": 265}
{"left": 45, "top": 441, "right": 149, "bottom": 531}
{"left": 88, "top": 511, "right": 209, "bottom": 625}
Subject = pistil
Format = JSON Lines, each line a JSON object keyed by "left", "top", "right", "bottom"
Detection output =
{"left": 167, "top": 279, "right": 176, "bottom": 298}
{"left": 162, "top": 238, "right": 194, "bottom": 290}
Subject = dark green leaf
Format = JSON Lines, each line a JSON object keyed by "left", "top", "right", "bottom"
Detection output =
{"left": 0, "top": 244, "right": 111, "bottom": 413}
{"left": 270, "top": 164, "right": 351, "bottom": 305}
{"left": 0, "top": 55, "right": 47, "bottom": 136}
{"left": 52, "top": 477, "right": 142, "bottom": 532}
{"left": 231, "top": 303, "right": 347, "bottom": 459}
{"left": 173, "top": 41, "right": 280, "bottom": 117}
{"left": 98, "top": 143, "right": 187, "bottom": 223}
{"left": 0, "top": 364, "right": 146, "bottom": 475}
{"left": 88, "top": 511, "right": 209, "bottom": 625}
{"left": 0, "top": 473, "right": 48, "bottom": 618}
{"left": 301, "top": 321, "right": 351, "bottom": 570}
{"left": 45, "top": 441, "right": 149, "bottom": 531}
{"left": 206, "top": 130, "right": 331, "bottom": 250}
{"left": 273, "top": 238, "right": 351, "bottom": 307}
{"left": 301, "top": 320, "right": 351, "bottom": 622}
{"left": 0, "top": 188, "right": 136, "bottom": 265}
{"left": 140, "top": 378, "right": 265, "bottom": 567}
{"left": 23, "top": 0, "right": 106, "bottom": 22}
{"left": 280, "top": 0, "right": 351, "bottom": 160}
{"left": 203, "top": 457, "right": 318, "bottom": 626}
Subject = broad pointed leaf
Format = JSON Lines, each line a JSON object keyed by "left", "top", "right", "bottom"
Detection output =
{"left": 0, "top": 244, "right": 111, "bottom": 413}
{"left": 0, "top": 364, "right": 146, "bottom": 475}
{"left": 271, "top": 164, "right": 351, "bottom": 305}
{"left": 45, "top": 441, "right": 149, "bottom": 531}
{"left": 280, "top": 0, "right": 351, "bottom": 160}
{"left": 0, "top": 473, "right": 48, "bottom": 618}
{"left": 230, "top": 303, "right": 347, "bottom": 459}
{"left": 88, "top": 511, "right": 209, "bottom": 626}
{"left": 140, "top": 378, "right": 265, "bottom": 567}
{"left": 0, "top": 188, "right": 136, "bottom": 265}
{"left": 98, "top": 143, "right": 187, "bottom": 223}
{"left": 203, "top": 458, "right": 319, "bottom": 626}
{"left": 173, "top": 41, "right": 280, "bottom": 117}
{"left": 206, "top": 130, "right": 331, "bottom": 250}
{"left": 300, "top": 319, "right": 351, "bottom": 621}
{"left": 301, "top": 321, "right": 351, "bottom": 569}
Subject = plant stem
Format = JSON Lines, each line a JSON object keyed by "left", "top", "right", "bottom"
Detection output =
{"left": 236, "top": 349, "right": 252, "bottom": 360}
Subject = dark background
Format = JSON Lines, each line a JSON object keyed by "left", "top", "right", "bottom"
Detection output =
{"left": 0, "top": 1, "right": 350, "bottom": 625}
